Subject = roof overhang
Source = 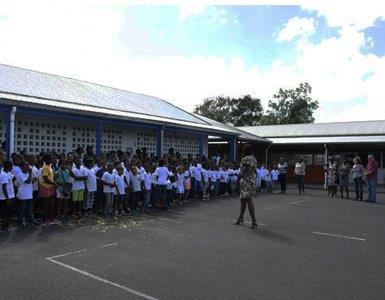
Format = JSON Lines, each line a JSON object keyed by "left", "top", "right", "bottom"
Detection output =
{"left": 0, "top": 93, "right": 239, "bottom": 137}
{"left": 267, "top": 136, "right": 385, "bottom": 144}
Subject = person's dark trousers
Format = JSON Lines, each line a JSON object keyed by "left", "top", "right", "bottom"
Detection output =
{"left": 17, "top": 199, "right": 33, "bottom": 226}
{"left": 297, "top": 175, "right": 305, "bottom": 193}
{"left": 166, "top": 189, "right": 173, "bottom": 206}
{"left": 157, "top": 184, "right": 167, "bottom": 208}
{"left": 278, "top": 174, "right": 287, "bottom": 192}
{"left": 131, "top": 191, "right": 141, "bottom": 211}
{"left": 190, "top": 177, "right": 196, "bottom": 198}
{"left": 0, "top": 200, "right": 10, "bottom": 229}
{"left": 354, "top": 177, "right": 363, "bottom": 200}
{"left": 195, "top": 180, "right": 203, "bottom": 199}
{"left": 261, "top": 180, "right": 265, "bottom": 190}
{"left": 228, "top": 182, "right": 232, "bottom": 196}
{"left": 151, "top": 185, "right": 158, "bottom": 206}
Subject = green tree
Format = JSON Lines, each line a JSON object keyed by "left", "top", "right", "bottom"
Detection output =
{"left": 260, "top": 82, "right": 319, "bottom": 125}
{"left": 194, "top": 95, "right": 263, "bottom": 126}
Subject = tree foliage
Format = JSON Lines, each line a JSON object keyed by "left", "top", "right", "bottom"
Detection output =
{"left": 260, "top": 82, "right": 319, "bottom": 125}
{"left": 193, "top": 95, "right": 263, "bottom": 127}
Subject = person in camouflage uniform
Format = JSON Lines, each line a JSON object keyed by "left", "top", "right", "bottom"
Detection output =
{"left": 234, "top": 144, "right": 257, "bottom": 228}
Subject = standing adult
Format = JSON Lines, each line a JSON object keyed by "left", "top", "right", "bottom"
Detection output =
{"left": 234, "top": 144, "right": 257, "bottom": 229}
{"left": 351, "top": 157, "right": 364, "bottom": 201}
{"left": 364, "top": 154, "right": 378, "bottom": 203}
{"left": 277, "top": 157, "right": 288, "bottom": 194}
{"left": 294, "top": 158, "right": 306, "bottom": 194}
{"left": 338, "top": 160, "right": 351, "bottom": 199}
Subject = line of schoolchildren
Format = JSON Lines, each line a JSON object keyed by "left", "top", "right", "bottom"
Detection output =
{"left": 255, "top": 164, "right": 280, "bottom": 193}
{"left": 0, "top": 151, "right": 241, "bottom": 231}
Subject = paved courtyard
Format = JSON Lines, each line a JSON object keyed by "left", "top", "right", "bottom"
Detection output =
{"left": 1, "top": 190, "right": 385, "bottom": 299}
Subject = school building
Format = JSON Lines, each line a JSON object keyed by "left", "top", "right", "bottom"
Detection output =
{"left": 0, "top": 64, "right": 241, "bottom": 160}
{"left": 240, "top": 121, "right": 385, "bottom": 184}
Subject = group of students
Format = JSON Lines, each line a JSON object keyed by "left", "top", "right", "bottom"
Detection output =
{"left": 0, "top": 148, "right": 241, "bottom": 231}
{"left": 254, "top": 158, "right": 306, "bottom": 194}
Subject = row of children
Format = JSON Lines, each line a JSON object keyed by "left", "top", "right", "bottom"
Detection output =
{"left": 0, "top": 152, "right": 241, "bottom": 230}
{"left": 256, "top": 165, "right": 280, "bottom": 192}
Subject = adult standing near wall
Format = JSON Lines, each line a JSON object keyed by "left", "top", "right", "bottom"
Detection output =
{"left": 339, "top": 160, "right": 351, "bottom": 199}
{"left": 234, "top": 144, "right": 257, "bottom": 229}
{"left": 364, "top": 154, "right": 378, "bottom": 203}
{"left": 294, "top": 158, "right": 306, "bottom": 194}
{"left": 351, "top": 157, "right": 364, "bottom": 201}
{"left": 277, "top": 157, "right": 288, "bottom": 194}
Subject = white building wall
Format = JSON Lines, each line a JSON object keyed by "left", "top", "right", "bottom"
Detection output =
{"left": 162, "top": 129, "right": 199, "bottom": 156}
{"left": 14, "top": 114, "right": 79, "bottom": 154}
{"left": 102, "top": 123, "right": 157, "bottom": 156}
{"left": 9, "top": 114, "right": 206, "bottom": 158}
{"left": 13, "top": 114, "right": 159, "bottom": 156}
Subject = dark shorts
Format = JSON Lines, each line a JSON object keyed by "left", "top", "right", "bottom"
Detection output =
{"left": 0, "top": 200, "right": 10, "bottom": 218}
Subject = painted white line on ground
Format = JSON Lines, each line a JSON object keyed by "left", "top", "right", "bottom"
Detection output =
{"left": 263, "top": 199, "right": 307, "bottom": 210}
{"left": 231, "top": 220, "right": 265, "bottom": 226}
{"left": 289, "top": 200, "right": 307, "bottom": 205}
{"left": 46, "top": 249, "right": 87, "bottom": 260}
{"left": 102, "top": 243, "right": 118, "bottom": 248}
{"left": 46, "top": 257, "right": 159, "bottom": 300}
{"left": 312, "top": 231, "right": 366, "bottom": 242}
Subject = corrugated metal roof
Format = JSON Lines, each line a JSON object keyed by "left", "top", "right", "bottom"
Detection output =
{"left": 0, "top": 64, "right": 206, "bottom": 125}
{"left": 241, "top": 121, "right": 385, "bottom": 138}
{"left": 268, "top": 136, "right": 385, "bottom": 144}
{"left": 0, "top": 93, "right": 238, "bottom": 136}
{"left": 194, "top": 114, "right": 270, "bottom": 143}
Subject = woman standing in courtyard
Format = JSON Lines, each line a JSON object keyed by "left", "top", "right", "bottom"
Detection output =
{"left": 351, "top": 157, "right": 364, "bottom": 201}
{"left": 294, "top": 158, "right": 306, "bottom": 194}
{"left": 234, "top": 144, "right": 257, "bottom": 229}
{"left": 339, "top": 160, "right": 351, "bottom": 199}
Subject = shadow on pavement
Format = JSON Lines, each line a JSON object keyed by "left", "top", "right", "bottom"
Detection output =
{"left": 254, "top": 227, "right": 294, "bottom": 245}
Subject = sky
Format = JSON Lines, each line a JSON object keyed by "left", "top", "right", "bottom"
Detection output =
{"left": 0, "top": 0, "right": 385, "bottom": 123}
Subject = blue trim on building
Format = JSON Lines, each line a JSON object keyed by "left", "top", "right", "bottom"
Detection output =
{"left": 156, "top": 127, "right": 162, "bottom": 157}
{"left": 165, "top": 125, "right": 237, "bottom": 139}
{"left": 0, "top": 104, "right": 239, "bottom": 159}
{"left": 5, "top": 108, "right": 11, "bottom": 159}
{"left": 96, "top": 121, "right": 102, "bottom": 155}
{"left": 0, "top": 104, "right": 239, "bottom": 139}
{"left": 199, "top": 134, "right": 204, "bottom": 156}
{"left": 229, "top": 137, "right": 237, "bottom": 162}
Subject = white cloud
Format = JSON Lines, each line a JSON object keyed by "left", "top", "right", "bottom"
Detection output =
{"left": 178, "top": 3, "right": 206, "bottom": 20}
{"left": 276, "top": 17, "right": 316, "bottom": 42}
{"left": 301, "top": 0, "right": 385, "bottom": 30}
{"left": 0, "top": 1, "right": 385, "bottom": 124}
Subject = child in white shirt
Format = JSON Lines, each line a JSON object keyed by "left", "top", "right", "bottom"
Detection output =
{"left": 84, "top": 159, "right": 97, "bottom": 213}
{"left": 265, "top": 166, "right": 273, "bottom": 193}
{"left": 142, "top": 166, "right": 153, "bottom": 213}
{"left": 102, "top": 164, "right": 115, "bottom": 217}
{"left": 176, "top": 167, "right": 185, "bottom": 204}
{"left": 114, "top": 166, "right": 126, "bottom": 216}
{"left": 70, "top": 158, "right": 87, "bottom": 218}
{"left": 271, "top": 166, "right": 280, "bottom": 192}
{"left": 16, "top": 161, "right": 36, "bottom": 228}
{"left": 0, "top": 161, "right": 15, "bottom": 230}
{"left": 130, "top": 167, "right": 142, "bottom": 214}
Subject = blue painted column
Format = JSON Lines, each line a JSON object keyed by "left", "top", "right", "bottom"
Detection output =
{"left": 229, "top": 136, "right": 237, "bottom": 162}
{"left": 5, "top": 107, "right": 17, "bottom": 160}
{"left": 156, "top": 127, "right": 164, "bottom": 157}
{"left": 96, "top": 120, "right": 102, "bottom": 156}
{"left": 198, "top": 134, "right": 204, "bottom": 157}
